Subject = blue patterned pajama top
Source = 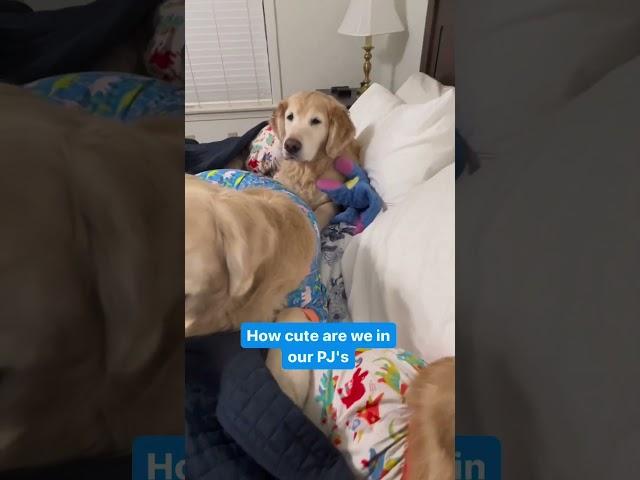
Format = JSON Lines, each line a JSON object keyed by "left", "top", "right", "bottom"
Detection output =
{"left": 196, "top": 169, "right": 328, "bottom": 323}
{"left": 25, "top": 72, "right": 183, "bottom": 121}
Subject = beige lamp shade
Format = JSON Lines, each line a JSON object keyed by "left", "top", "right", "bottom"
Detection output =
{"left": 338, "top": 0, "right": 405, "bottom": 37}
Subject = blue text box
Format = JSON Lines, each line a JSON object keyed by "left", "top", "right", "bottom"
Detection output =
{"left": 241, "top": 322, "right": 396, "bottom": 369}
{"left": 132, "top": 436, "right": 185, "bottom": 480}
{"left": 455, "top": 435, "right": 501, "bottom": 480}
{"left": 133, "top": 434, "right": 500, "bottom": 479}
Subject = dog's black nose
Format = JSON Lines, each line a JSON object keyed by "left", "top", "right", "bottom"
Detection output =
{"left": 284, "top": 138, "right": 302, "bottom": 155}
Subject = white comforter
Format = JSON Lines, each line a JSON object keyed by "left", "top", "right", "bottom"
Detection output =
{"left": 336, "top": 74, "right": 455, "bottom": 362}
{"left": 342, "top": 165, "right": 454, "bottom": 362}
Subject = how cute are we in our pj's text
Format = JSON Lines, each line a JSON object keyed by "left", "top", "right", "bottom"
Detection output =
{"left": 241, "top": 322, "right": 397, "bottom": 369}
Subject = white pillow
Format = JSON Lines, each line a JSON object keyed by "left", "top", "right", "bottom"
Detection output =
{"left": 358, "top": 87, "right": 455, "bottom": 206}
{"left": 349, "top": 82, "right": 404, "bottom": 137}
{"left": 395, "top": 72, "right": 454, "bottom": 104}
{"left": 342, "top": 164, "right": 455, "bottom": 363}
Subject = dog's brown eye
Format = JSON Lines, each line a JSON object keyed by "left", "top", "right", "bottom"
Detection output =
{"left": 310, "top": 118, "right": 321, "bottom": 125}
{"left": 286, "top": 113, "right": 294, "bottom": 121}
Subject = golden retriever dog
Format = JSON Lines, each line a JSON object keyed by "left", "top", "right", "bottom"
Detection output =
{"left": 270, "top": 91, "right": 361, "bottom": 229}
{"left": 0, "top": 84, "right": 184, "bottom": 471}
{"left": 406, "top": 357, "right": 455, "bottom": 480}
{"left": 184, "top": 175, "right": 315, "bottom": 337}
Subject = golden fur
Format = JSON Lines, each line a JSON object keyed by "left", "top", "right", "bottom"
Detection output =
{"left": 270, "top": 91, "right": 361, "bottom": 227}
{"left": 0, "top": 84, "right": 184, "bottom": 470}
{"left": 184, "top": 175, "right": 315, "bottom": 337}
{"left": 406, "top": 357, "right": 455, "bottom": 480}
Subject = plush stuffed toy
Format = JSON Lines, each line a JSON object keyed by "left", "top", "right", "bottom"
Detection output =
{"left": 316, "top": 156, "right": 384, "bottom": 234}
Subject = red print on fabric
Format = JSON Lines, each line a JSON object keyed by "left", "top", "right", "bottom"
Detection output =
{"left": 247, "top": 158, "right": 259, "bottom": 171}
{"left": 357, "top": 393, "right": 384, "bottom": 425}
{"left": 338, "top": 368, "right": 369, "bottom": 408}
{"left": 150, "top": 49, "right": 176, "bottom": 69}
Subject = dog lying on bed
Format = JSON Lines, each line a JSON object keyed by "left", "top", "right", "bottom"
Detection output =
{"left": 232, "top": 91, "right": 361, "bottom": 230}
{"left": 185, "top": 170, "right": 331, "bottom": 404}
{"left": 184, "top": 170, "right": 323, "bottom": 337}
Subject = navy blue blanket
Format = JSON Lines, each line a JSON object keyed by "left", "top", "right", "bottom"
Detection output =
{"left": 186, "top": 333, "right": 354, "bottom": 480}
{"left": 186, "top": 333, "right": 270, "bottom": 479}
{"left": 185, "top": 121, "right": 268, "bottom": 174}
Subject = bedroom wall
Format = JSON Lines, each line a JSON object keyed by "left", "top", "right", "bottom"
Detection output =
{"left": 276, "top": 0, "right": 428, "bottom": 96}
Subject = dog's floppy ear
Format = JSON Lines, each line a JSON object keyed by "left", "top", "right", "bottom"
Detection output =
{"left": 270, "top": 99, "right": 288, "bottom": 140}
{"left": 325, "top": 101, "right": 356, "bottom": 159}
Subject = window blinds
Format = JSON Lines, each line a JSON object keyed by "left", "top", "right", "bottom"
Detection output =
{"left": 185, "top": 0, "right": 273, "bottom": 109}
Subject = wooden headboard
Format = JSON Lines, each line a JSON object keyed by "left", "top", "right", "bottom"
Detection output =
{"left": 420, "top": 0, "right": 454, "bottom": 86}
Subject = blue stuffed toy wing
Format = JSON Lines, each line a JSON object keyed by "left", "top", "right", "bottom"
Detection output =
{"left": 316, "top": 156, "right": 384, "bottom": 234}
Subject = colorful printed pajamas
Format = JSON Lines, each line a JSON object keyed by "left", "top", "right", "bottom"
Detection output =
{"left": 304, "top": 348, "right": 426, "bottom": 479}
{"left": 245, "top": 124, "right": 282, "bottom": 176}
{"left": 25, "top": 72, "right": 183, "bottom": 121}
{"left": 144, "top": 0, "right": 184, "bottom": 85}
{"left": 196, "top": 169, "right": 328, "bottom": 323}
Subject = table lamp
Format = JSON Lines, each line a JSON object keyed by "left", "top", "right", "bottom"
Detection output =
{"left": 338, "top": 0, "right": 405, "bottom": 94}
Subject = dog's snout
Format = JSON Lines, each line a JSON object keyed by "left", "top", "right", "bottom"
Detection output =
{"left": 284, "top": 138, "right": 302, "bottom": 155}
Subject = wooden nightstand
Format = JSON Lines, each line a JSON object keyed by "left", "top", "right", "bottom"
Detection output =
{"left": 317, "top": 88, "right": 361, "bottom": 109}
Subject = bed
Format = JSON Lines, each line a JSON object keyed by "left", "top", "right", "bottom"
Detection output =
{"left": 182, "top": 2, "right": 456, "bottom": 478}
{"left": 320, "top": 0, "right": 455, "bottom": 363}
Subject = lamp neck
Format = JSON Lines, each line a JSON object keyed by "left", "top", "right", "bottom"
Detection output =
{"left": 359, "top": 36, "right": 374, "bottom": 94}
